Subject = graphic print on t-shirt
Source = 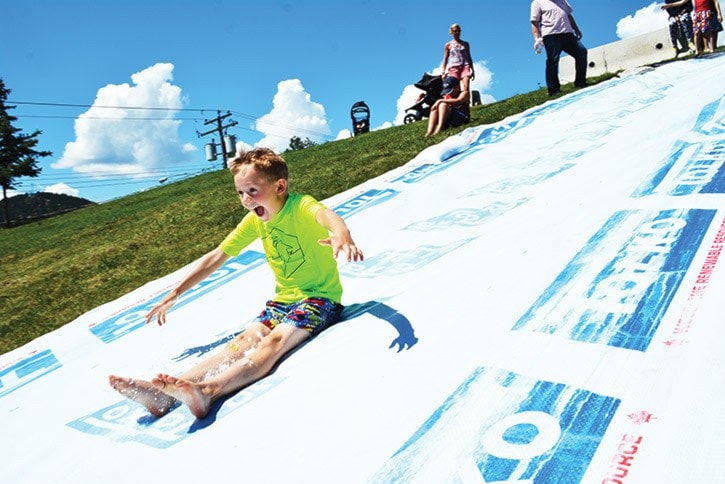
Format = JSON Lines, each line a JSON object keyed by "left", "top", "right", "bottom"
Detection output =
{"left": 269, "top": 227, "right": 305, "bottom": 277}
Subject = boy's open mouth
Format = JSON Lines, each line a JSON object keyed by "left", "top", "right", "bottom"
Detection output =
{"left": 254, "top": 206, "right": 265, "bottom": 217}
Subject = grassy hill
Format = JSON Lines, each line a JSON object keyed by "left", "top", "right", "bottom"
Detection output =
{"left": 0, "top": 76, "right": 616, "bottom": 354}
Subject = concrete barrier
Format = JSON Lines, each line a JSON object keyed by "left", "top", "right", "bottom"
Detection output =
{"left": 560, "top": 26, "right": 724, "bottom": 82}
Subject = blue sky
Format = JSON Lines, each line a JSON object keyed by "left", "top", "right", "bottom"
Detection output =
{"left": 3, "top": 0, "right": 672, "bottom": 202}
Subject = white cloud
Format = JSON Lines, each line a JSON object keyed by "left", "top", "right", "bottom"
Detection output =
{"left": 219, "top": 140, "right": 257, "bottom": 168}
{"left": 477, "top": 93, "right": 497, "bottom": 104}
{"left": 374, "top": 121, "right": 393, "bottom": 131}
{"left": 43, "top": 183, "right": 79, "bottom": 197}
{"left": 254, "top": 79, "right": 331, "bottom": 153}
{"left": 53, "top": 63, "right": 196, "bottom": 177}
{"left": 335, "top": 129, "right": 352, "bottom": 140}
{"left": 235, "top": 140, "right": 254, "bottom": 154}
{"left": 394, "top": 60, "right": 496, "bottom": 125}
{"left": 616, "top": 2, "right": 668, "bottom": 39}
{"left": 395, "top": 84, "right": 427, "bottom": 126}
{"left": 470, "top": 61, "right": 494, "bottom": 96}
{"left": 1, "top": 189, "right": 23, "bottom": 199}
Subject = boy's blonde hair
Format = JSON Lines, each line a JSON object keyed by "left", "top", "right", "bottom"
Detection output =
{"left": 228, "top": 148, "right": 289, "bottom": 182}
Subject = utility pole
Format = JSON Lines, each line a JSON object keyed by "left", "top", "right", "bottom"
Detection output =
{"left": 197, "top": 110, "right": 238, "bottom": 168}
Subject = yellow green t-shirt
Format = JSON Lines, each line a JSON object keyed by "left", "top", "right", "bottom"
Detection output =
{"left": 219, "top": 193, "right": 342, "bottom": 304}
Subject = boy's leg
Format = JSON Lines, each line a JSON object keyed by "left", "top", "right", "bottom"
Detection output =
{"left": 154, "top": 324, "right": 311, "bottom": 418}
{"left": 108, "top": 375, "right": 177, "bottom": 417}
{"left": 108, "top": 323, "right": 268, "bottom": 417}
{"left": 177, "top": 322, "right": 269, "bottom": 382}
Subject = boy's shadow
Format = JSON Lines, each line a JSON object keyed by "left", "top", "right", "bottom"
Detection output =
{"left": 336, "top": 300, "right": 418, "bottom": 352}
{"left": 171, "top": 300, "right": 417, "bottom": 430}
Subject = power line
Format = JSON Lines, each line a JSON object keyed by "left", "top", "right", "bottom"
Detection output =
{"left": 16, "top": 168, "right": 218, "bottom": 190}
{"left": 9, "top": 101, "right": 211, "bottom": 112}
{"left": 15, "top": 113, "right": 296, "bottom": 140}
{"left": 16, "top": 115, "right": 203, "bottom": 121}
{"left": 18, "top": 172, "right": 192, "bottom": 184}
{"left": 230, "top": 109, "right": 333, "bottom": 139}
{"left": 10, "top": 100, "right": 334, "bottom": 139}
{"left": 15, "top": 161, "right": 215, "bottom": 184}
{"left": 38, "top": 163, "right": 205, "bottom": 176}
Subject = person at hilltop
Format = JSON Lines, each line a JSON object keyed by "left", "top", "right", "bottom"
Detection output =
{"left": 440, "top": 23, "right": 475, "bottom": 93}
{"left": 661, "top": 0, "right": 696, "bottom": 57}
{"left": 714, "top": 0, "right": 724, "bottom": 46}
{"left": 109, "top": 147, "right": 364, "bottom": 419}
{"left": 530, "top": 0, "right": 588, "bottom": 96}
{"left": 693, "top": 0, "right": 722, "bottom": 54}
{"left": 665, "top": 0, "right": 723, "bottom": 54}
{"left": 425, "top": 75, "right": 470, "bottom": 137}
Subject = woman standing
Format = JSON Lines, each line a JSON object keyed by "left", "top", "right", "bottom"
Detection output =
{"left": 440, "top": 23, "right": 475, "bottom": 93}
{"left": 694, "top": 0, "right": 722, "bottom": 53}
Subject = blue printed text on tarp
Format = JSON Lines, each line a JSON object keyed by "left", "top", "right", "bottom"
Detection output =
{"left": 88, "top": 251, "right": 265, "bottom": 343}
{"left": 0, "top": 350, "right": 62, "bottom": 398}
{"left": 514, "top": 209, "right": 716, "bottom": 351}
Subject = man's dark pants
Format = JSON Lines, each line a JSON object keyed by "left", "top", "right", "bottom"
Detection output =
{"left": 543, "top": 33, "right": 588, "bottom": 95}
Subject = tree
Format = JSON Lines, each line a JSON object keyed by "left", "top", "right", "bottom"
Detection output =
{"left": 287, "top": 135, "right": 317, "bottom": 151}
{"left": 0, "top": 78, "right": 52, "bottom": 227}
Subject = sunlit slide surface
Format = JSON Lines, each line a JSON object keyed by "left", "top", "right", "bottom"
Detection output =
{"left": 2, "top": 54, "right": 724, "bottom": 483}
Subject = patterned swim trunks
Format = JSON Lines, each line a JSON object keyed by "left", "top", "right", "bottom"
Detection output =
{"left": 254, "top": 298, "right": 343, "bottom": 335}
{"left": 693, "top": 10, "right": 714, "bottom": 35}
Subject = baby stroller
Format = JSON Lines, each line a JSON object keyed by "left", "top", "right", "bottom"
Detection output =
{"left": 350, "top": 101, "right": 370, "bottom": 135}
{"left": 403, "top": 73, "right": 443, "bottom": 124}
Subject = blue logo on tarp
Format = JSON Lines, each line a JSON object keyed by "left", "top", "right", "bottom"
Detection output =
{"left": 371, "top": 367, "right": 620, "bottom": 482}
{"left": 471, "top": 116, "right": 536, "bottom": 145}
{"left": 0, "top": 350, "right": 61, "bottom": 398}
{"left": 333, "top": 188, "right": 399, "bottom": 218}
{"left": 67, "top": 376, "right": 285, "bottom": 448}
{"left": 340, "top": 238, "right": 475, "bottom": 278}
{"left": 404, "top": 202, "right": 528, "bottom": 232}
{"left": 88, "top": 251, "right": 265, "bottom": 343}
{"left": 514, "top": 209, "right": 716, "bottom": 351}
{"left": 634, "top": 97, "right": 725, "bottom": 196}
{"left": 468, "top": 163, "right": 575, "bottom": 196}
{"left": 391, "top": 153, "right": 468, "bottom": 185}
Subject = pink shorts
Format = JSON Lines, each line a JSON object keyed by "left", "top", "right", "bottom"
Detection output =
{"left": 447, "top": 64, "right": 473, "bottom": 79}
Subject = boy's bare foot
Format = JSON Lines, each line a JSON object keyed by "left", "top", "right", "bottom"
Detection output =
{"left": 108, "top": 375, "right": 176, "bottom": 417}
{"left": 153, "top": 373, "right": 212, "bottom": 419}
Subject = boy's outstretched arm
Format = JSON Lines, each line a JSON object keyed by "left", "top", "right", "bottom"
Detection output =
{"left": 316, "top": 208, "right": 364, "bottom": 262}
{"left": 145, "top": 248, "right": 230, "bottom": 325}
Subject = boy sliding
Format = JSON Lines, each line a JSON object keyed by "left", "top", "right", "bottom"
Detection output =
{"left": 109, "top": 148, "right": 363, "bottom": 419}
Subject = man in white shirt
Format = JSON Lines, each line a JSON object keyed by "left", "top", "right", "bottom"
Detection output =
{"left": 531, "top": 0, "right": 588, "bottom": 96}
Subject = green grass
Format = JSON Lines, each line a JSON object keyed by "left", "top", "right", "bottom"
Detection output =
{"left": 0, "top": 75, "right": 617, "bottom": 354}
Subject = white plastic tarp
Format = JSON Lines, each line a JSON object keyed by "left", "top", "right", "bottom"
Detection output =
{"left": 2, "top": 54, "right": 725, "bottom": 483}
